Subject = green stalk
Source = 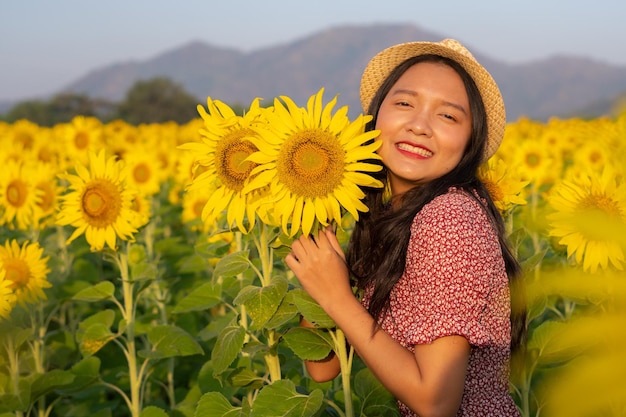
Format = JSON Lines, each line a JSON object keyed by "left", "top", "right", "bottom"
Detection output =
{"left": 5, "top": 337, "right": 23, "bottom": 417}
{"left": 255, "top": 223, "right": 281, "bottom": 382}
{"left": 330, "top": 328, "right": 354, "bottom": 417}
{"left": 118, "top": 251, "right": 142, "bottom": 417}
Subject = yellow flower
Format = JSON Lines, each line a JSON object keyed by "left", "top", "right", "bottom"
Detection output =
{"left": 0, "top": 240, "right": 51, "bottom": 305}
{"left": 57, "top": 150, "right": 138, "bottom": 251}
{"left": 60, "top": 115, "right": 105, "bottom": 166}
{"left": 547, "top": 167, "right": 626, "bottom": 272}
{"left": 478, "top": 157, "right": 529, "bottom": 213}
{"left": 29, "top": 161, "right": 62, "bottom": 228}
{"left": 120, "top": 145, "right": 165, "bottom": 196}
{"left": 245, "top": 88, "right": 383, "bottom": 236}
{"left": 511, "top": 134, "right": 556, "bottom": 187}
{"left": 0, "top": 269, "right": 16, "bottom": 319}
{"left": 182, "top": 187, "right": 211, "bottom": 232}
{"left": 129, "top": 192, "right": 151, "bottom": 230}
{"left": 179, "top": 97, "right": 267, "bottom": 233}
{"left": 0, "top": 160, "right": 42, "bottom": 230}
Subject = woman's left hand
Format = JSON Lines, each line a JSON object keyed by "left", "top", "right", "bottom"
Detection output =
{"left": 285, "top": 226, "right": 353, "bottom": 312}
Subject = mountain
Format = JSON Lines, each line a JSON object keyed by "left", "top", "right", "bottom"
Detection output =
{"left": 50, "top": 23, "right": 626, "bottom": 121}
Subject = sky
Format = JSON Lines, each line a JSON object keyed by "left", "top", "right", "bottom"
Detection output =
{"left": 1, "top": 0, "right": 626, "bottom": 102}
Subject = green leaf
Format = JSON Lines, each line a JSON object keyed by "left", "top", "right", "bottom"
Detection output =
{"left": 78, "top": 323, "right": 117, "bottom": 356}
{"left": 282, "top": 327, "right": 333, "bottom": 361}
{"left": 57, "top": 356, "right": 101, "bottom": 394}
{"left": 290, "top": 289, "right": 336, "bottom": 328}
{"left": 227, "top": 367, "right": 264, "bottom": 390}
{"left": 173, "top": 281, "right": 223, "bottom": 313}
{"left": 140, "top": 406, "right": 169, "bottom": 417}
{"left": 78, "top": 309, "right": 116, "bottom": 333}
{"left": 250, "top": 380, "right": 323, "bottom": 417}
{"left": 211, "top": 326, "right": 246, "bottom": 375}
{"left": 30, "top": 369, "right": 75, "bottom": 401}
{"left": 0, "top": 322, "right": 32, "bottom": 351}
{"left": 145, "top": 325, "right": 204, "bottom": 359}
{"left": 234, "top": 279, "right": 288, "bottom": 330}
{"left": 264, "top": 296, "right": 298, "bottom": 329}
{"left": 353, "top": 368, "right": 399, "bottom": 416}
{"left": 213, "top": 251, "right": 250, "bottom": 281}
{"left": 131, "top": 262, "right": 158, "bottom": 281}
{"left": 72, "top": 281, "right": 115, "bottom": 302}
{"left": 194, "top": 392, "right": 242, "bottom": 417}
{"left": 177, "top": 253, "right": 210, "bottom": 274}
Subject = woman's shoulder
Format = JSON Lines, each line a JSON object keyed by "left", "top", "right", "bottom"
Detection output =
{"left": 422, "top": 187, "right": 485, "bottom": 217}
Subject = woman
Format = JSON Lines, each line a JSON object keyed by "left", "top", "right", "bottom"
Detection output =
{"left": 285, "top": 39, "right": 525, "bottom": 417}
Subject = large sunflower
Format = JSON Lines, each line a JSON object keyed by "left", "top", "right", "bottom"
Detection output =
{"left": 178, "top": 97, "right": 267, "bottom": 233}
{"left": 56, "top": 150, "right": 138, "bottom": 251}
{"left": 245, "top": 88, "right": 383, "bottom": 236}
{"left": 0, "top": 240, "right": 51, "bottom": 306}
{"left": 0, "top": 269, "right": 16, "bottom": 319}
{"left": 0, "top": 160, "right": 42, "bottom": 230}
{"left": 547, "top": 167, "right": 626, "bottom": 273}
{"left": 478, "top": 156, "right": 529, "bottom": 213}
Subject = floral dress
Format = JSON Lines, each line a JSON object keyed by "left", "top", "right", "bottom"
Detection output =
{"left": 362, "top": 189, "right": 520, "bottom": 417}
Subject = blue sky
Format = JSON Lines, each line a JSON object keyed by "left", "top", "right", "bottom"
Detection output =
{"left": 1, "top": 0, "right": 625, "bottom": 101}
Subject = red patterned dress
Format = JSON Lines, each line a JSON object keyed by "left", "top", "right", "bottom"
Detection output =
{"left": 362, "top": 188, "right": 520, "bottom": 416}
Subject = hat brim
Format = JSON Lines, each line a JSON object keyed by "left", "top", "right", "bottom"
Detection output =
{"left": 359, "top": 39, "right": 505, "bottom": 161}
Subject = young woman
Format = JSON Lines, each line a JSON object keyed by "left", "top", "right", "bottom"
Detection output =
{"left": 285, "top": 39, "right": 525, "bottom": 417}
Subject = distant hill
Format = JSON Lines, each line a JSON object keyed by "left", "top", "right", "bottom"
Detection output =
{"left": 13, "top": 23, "right": 626, "bottom": 122}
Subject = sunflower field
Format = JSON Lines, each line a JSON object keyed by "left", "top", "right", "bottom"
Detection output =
{"left": 0, "top": 88, "right": 625, "bottom": 417}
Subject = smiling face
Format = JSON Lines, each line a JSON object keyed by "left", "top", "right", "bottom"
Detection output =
{"left": 375, "top": 61, "right": 472, "bottom": 196}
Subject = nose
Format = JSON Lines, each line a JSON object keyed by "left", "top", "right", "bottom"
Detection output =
{"left": 406, "top": 110, "right": 432, "bottom": 137}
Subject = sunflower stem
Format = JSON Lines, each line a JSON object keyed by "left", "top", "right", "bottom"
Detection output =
{"left": 255, "top": 223, "right": 281, "bottom": 382}
{"left": 331, "top": 328, "right": 354, "bottom": 417}
{"left": 119, "top": 250, "right": 142, "bottom": 417}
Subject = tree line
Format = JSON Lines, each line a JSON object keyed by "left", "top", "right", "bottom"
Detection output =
{"left": 0, "top": 77, "right": 245, "bottom": 126}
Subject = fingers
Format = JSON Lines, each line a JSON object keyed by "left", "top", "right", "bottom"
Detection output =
{"left": 324, "top": 226, "right": 346, "bottom": 260}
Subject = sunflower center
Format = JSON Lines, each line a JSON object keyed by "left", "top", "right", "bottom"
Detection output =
{"left": 588, "top": 151, "right": 602, "bottom": 164}
{"left": 484, "top": 179, "right": 504, "bottom": 203}
{"left": 133, "top": 163, "right": 151, "bottom": 184}
{"left": 215, "top": 129, "right": 258, "bottom": 191}
{"left": 579, "top": 193, "right": 621, "bottom": 218}
{"left": 6, "top": 180, "right": 27, "bottom": 208}
{"left": 525, "top": 153, "right": 541, "bottom": 168}
{"left": 4, "top": 258, "right": 30, "bottom": 290}
{"left": 36, "top": 183, "right": 55, "bottom": 212}
{"left": 81, "top": 179, "right": 123, "bottom": 227}
{"left": 277, "top": 128, "right": 345, "bottom": 198}
{"left": 75, "top": 132, "right": 89, "bottom": 149}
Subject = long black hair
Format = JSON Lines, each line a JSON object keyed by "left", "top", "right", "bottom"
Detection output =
{"left": 346, "top": 54, "right": 526, "bottom": 352}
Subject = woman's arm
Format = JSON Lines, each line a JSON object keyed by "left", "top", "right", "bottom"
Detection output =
{"left": 300, "top": 317, "right": 341, "bottom": 382}
{"left": 286, "top": 227, "right": 470, "bottom": 417}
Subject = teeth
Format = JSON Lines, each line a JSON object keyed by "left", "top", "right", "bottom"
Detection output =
{"left": 397, "top": 143, "right": 432, "bottom": 157}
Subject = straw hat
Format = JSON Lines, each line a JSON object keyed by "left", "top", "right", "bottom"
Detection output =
{"left": 359, "top": 38, "right": 505, "bottom": 161}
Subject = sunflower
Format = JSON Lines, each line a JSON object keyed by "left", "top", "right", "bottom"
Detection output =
{"left": 28, "top": 161, "right": 62, "bottom": 228}
{"left": 547, "top": 167, "right": 626, "bottom": 273}
{"left": 0, "top": 269, "right": 16, "bottom": 319}
{"left": 478, "top": 157, "right": 529, "bottom": 213}
{"left": 182, "top": 187, "right": 212, "bottom": 232}
{"left": 128, "top": 192, "right": 151, "bottom": 230}
{"left": 511, "top": 135, "right": 557, "bottom": 187}
{"left": 60, "top": 115, "right": 105, "bottom": 166}
{"left": 0, "top": 240, "right": 51, "bottom": 305}
{"left": 0, "top": 160, "right": 42, "bottom": 230}
{"left": 56, "top": 149, "right": 138, "bottom": 251}
{"left": 120, "top": 145, "right": 164, "bottom": 196}
{"left": 178, "top": 97, "right": 267, "bottom": 233}
{"left": 244, "top": 88, "right": 383, "bottom": 236}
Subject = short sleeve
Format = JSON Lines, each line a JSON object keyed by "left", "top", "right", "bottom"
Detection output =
{"left": 387, "top": 191, "right": 509, "bottom": 348}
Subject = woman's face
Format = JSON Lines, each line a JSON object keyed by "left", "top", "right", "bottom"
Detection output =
{"left": 375, "top": 61, "right": 472, "bottom": 195}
